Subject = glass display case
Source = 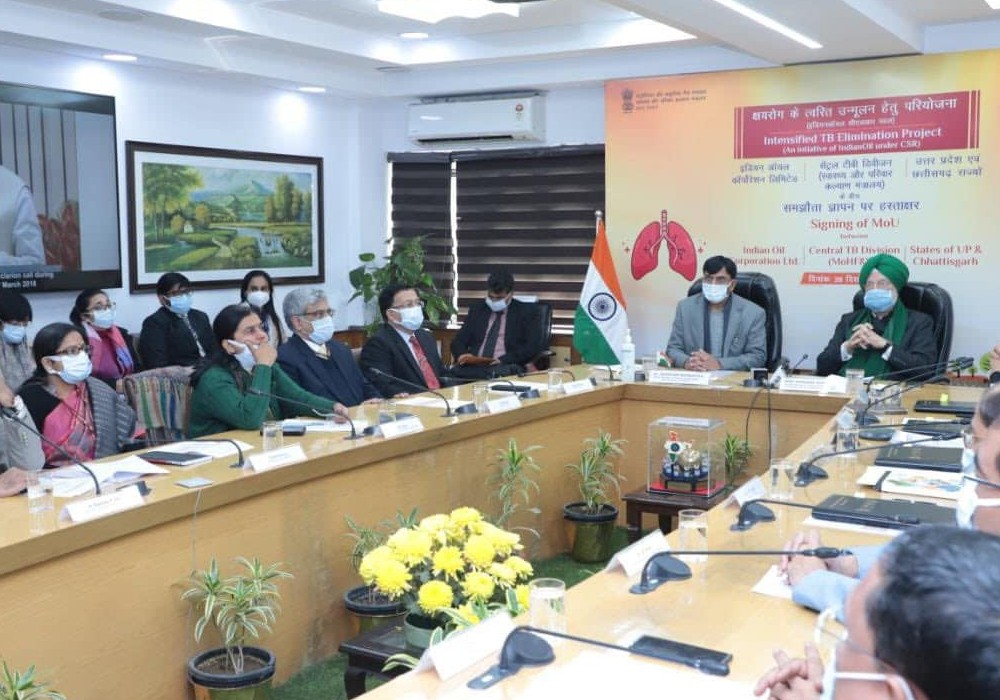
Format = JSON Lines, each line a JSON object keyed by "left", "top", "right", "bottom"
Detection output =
{"left": 648, "top": 416, "right": 726, "bottom": 497}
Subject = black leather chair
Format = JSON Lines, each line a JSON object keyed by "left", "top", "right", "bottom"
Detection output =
{"left": 851, "top": 282, "right": 953, "bottom": 373}
{"left": 687, "top": 272, "right": 783, "bottom": 370}
{"left": 527, "top": 301, "right": 555, "bottom": 371}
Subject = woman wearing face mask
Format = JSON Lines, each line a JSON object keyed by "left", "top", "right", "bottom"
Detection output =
{"left": 70, "top": 289, "right": 140, "bottom": 386}
{"left": 18, "top": 323, "right": 137, "bottom": 466}
{"left": 0, "top": 289, "right": 35, "bottom": 391}
{"left": 139, "top": 272, "right": 215, "bottom": 370}
{"left": 240, "top": 270, "right": 285, "bottom": 347}
{"left": 815, "top": 254, "right": 936, "bottom": 380}
{"left": 188, "top": 304, "right": 347, "bottom": 438}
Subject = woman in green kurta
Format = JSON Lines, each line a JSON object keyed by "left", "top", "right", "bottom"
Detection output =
{"left": 188, "top": 304, "right": 347, "bottom": 438}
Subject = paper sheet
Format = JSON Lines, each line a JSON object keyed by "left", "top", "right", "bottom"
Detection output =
{"left": 857, "top": 465, "right": 962, "bottom": 501}
{"left": 166, "top": 440, "right": 254, "bottom": 458}
{"left": 395, "top": 396, "right": 474, "bottom": 410}
{"left": 53, "top": 454, "right": 169, "bottom": 485}
{"left": 752, "top": 565, "right": 793, "bottom": 600}
{"left": 801, "top": 516, "right": 902, "bottom": 538}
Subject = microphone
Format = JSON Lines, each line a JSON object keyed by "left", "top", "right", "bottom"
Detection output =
{"left": 488, "top": 377, "right": 540, "bottom": 400}
{"left": 133, "top": 434, "right": 248, "bottom": 468}
{"left": 603, "top": 364, "right": 619, "bottom": 382}
{"left": 1, "top": 405, "right": 101, "bottom": 495}
{"left": 767, "top": 353, "right": 809, "bottom": 389}
{"left": 730, "top": 497, "right": 817, "bottom": 531}
{"left": 246, "top": 388, "right": 361, "bottom": 440}
{"left": 855, "top": 371, "right": 953, "bottom": 427}
{"left": 630, "top": 546, "right": 853, "bottom": 594}
{"left": 366, "top": 368, "right": 476, "bottom": 417}
{"left": 867, "top": 356, "right": 972, "bottom": 383}
{"left": 794, "top": 431, "right": 960, "bottom": 487}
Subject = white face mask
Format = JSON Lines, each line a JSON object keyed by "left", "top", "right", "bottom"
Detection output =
{"left": 228, "top": 340, "right": 256, "bottom": 371}
{"left": 308, "top": 315, "right": 335, "bottom": 345}
{"left": 486, "top": 296, "right": 509, "bottom": 313}
{"left": 702, "top": 282, "right": 730, "bottom": 304}
{"left": 90, "top": 308, "right": 116, "bottom": 330}
{"left": 246, "top": 290, "right": 270, "bottom": 308}
{"left": 394, "top": 305, "right": 424, "bottom": 331}
{"left": 821, "top": 650, "right": 918, "bottom": 700}
{"left": 47, "top": 352, "right": 92, "bottom": 384}
{"left": 956, "top": 476, "right": 1000, "bottom": 529}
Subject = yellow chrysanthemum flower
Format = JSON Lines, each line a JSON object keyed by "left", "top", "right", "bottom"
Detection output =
{"left": 456, "top": 602, "right": 480, "bottom": 626}
{"left": 476, "top": 522, "right": 521, "bottom": 557}
{"left": 417, "top": 580, "right": 454, "bottom": 614}
{"left": 388, "top": 528, "right": 433, "bottom": 566}
{"left": 504, "top": 555, "right": 533, "bottom": 580}
{"left": 463, "top": 534, "right": 496, "bottom": 568}
{"left": 432, "top": 546, "right": 465, "bottom": 579}
{"left": 463, "top": 571, "right": 496, "bottom": 602}
{"left": 371, "top": 558, "right": 411, "bottom": 598}
{"left": 358, "top": 545, "right": 396, "bottom": 584}
{"left": 418, "top": 513, "right": 450, "bottom": 544}
{"left": 514, "top": 583, "right": 530, "bottom": 611}
{"left": 449, "top": 506, "right": 483, "bottom": 530}
{"left": 489, "top": 562, "right": 517, "bottom": 586}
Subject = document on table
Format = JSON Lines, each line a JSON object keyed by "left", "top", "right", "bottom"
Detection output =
{"left": 284, "top": 418, "right": 368, "bottom": 433}
{"left": 801, "top": 516, "right": 902, "bottom": 538}
{"left": 395, "top": 396, "right": 474, "bottom": 410}
{"left": 752, "top": 565, "right": 793, "bottom": 600}
{"left": 166, "top": 440, "right": 254, "bottom": 458}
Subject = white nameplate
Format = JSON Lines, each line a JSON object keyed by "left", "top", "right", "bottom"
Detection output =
{"left": 416, "top": 611, "right": 515, "bottom": 680}
{"left": 249, "top": 444, "right": 307, "bottom": 472}
{"left": 648, "top": 370, "right": 712, "bottom": 386}
{"left": 379, "top": 415, "right": 424, "bottom": 438}
{"left": 725, "top": 475, "right": 767, "bottom": 507}
{"left": 62, "top": 484, "right": 145, "bottom": 523}
{"left": 562, "top": 379, "right": 595, "bottom": 395}
{"left": 604, "top": 529, "right": 670, "bottom": 577}
{"left": 779, "top": 375, "right": 847, "bottom": 395}
{"left": 484, "top": 395, "right": 521, "bottom": 414}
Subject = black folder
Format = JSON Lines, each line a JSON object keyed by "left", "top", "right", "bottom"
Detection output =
{"left": 913, "top": 399, "right": 976, "bottom": 417}
{"left": 812, "top": 494, "right": 955, "bottom": 530}
{"left": 873, "top": 444, "right": 964, "bottom": 473}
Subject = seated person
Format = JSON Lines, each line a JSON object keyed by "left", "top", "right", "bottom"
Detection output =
{"left": 139, "top": 272, "right": 215, "bottom": 370}
{"left": 815, "top": 253, "right": 936, "bottom": 379}
{"left": 449, "top": 270, "right": 542, "bottom": 379}
{"left": 755, "top": 526, "right": 1000, "bottom": 700}
{"left": 19, "top": 323, "right": 137, "bottom": 466}
{"left": 188, "top": 304, "right": 346, "bottom": 438}
{"left": 70, "top": 288, "right": 140, "bottom": 386}
{"left": 0, "top": 289, "right": 35, "bottom": 391}
{"left": 666, "top": 255, "right": 766, "bottom": 371}
{"left": 989, "top": 342, "right": 1000, "bottom": 386}
{"left": 277, "top": 288, "right": 381, "bottom": 407}
{"left": 240, "top": 269, "right": 285, "bottom": 347}
{"left": 780, "top": 385, "right": 1000, "bottom": 616}
{"left": 359, "top": 284, "right": 449, "bottom": 397}
{"left": 0, "top": 164, "right": 46, "bottom": 266}
{"left": 0, "top": 378, "right": 45, "bottom": 496}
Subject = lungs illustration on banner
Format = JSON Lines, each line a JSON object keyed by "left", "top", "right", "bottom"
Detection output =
{"left": 630, "top": 209, "right": 699, "bottom": 281}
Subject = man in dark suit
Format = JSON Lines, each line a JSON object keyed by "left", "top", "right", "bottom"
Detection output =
{"left": 359, "top": 283, "right": 449, "bottom": 397}
{"left": 277, "top": 287, "right": 381, "bottom": 406}
{"left": 139, "top": 272, "right": 215, "bottom": 369}
{"left": 450, "top": 270, "right": 542, "bottom": 380}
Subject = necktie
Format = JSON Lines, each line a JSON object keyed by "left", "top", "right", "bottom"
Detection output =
{"left": 409, "top": 334, "right": 441, "bottom": 390}
{"left": 480, "top": 312, "right": 502, "bottom": 358}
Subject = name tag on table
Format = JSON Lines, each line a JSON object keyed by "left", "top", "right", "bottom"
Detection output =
{"left": 62, "top": 484, "right": 145, "bottom": 523}
{"left": 779, "top": 375, "right": 847, "bottom": 394}
{"left": 562, "top": 379, "right": 595, "bottom": 395}
{"left": 379, "top": 415, "right": 424, "bottom": 438}
{"left": 724, "top": 476, "right": 767, "bottom": 507}
{"left": 484, "top": 395, "right": 521, "bottom": 414}
{"left": 249, "top": 444, "right": 307, "bottom": 472}
{"left": 648, "top": 370, "right": 712, "bottom": 386}
{"left": 605, "top": 529, "right": 670, "bottom": 577}
{"left": 414, "top": 611, "right": 515, "bottom": 680}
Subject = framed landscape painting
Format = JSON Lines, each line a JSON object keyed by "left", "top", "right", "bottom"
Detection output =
{"left": 126, "top": 141, "right": 324, "bottom": 292}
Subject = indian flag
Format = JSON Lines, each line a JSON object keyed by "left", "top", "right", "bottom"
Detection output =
{"left": 573, "top": 212, "right": 629, "bottom": 364}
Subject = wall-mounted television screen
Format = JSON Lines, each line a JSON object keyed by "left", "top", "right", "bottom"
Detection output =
{"left": 0, "top": 81, "right": 120, "bottom": 292}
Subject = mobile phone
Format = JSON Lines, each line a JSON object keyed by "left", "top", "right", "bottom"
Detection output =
{"left": 750, "top": 367, "right": 768, "bottom": 382}
{"left": 629, "top": 635, "right": 732, "bottom": 676}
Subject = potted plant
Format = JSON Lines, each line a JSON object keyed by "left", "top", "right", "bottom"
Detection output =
{"left": 563, "top": 430, "right": 627, "bottom": 563}
{"left": 722, "top": 433, "right": 753, "bottom": 488}
{"left": 348, "top": 236, "right": 456, "bottom": 336}
{"left": 342, "top": 510, "right": 416, "bottom": 633}
{"left": 488, "top": 439, "right": 542, "bottom": 552}
{"left": 181, "top": 557, "right": 292, "bottom": 699}
{"left": 0, "top": 661, "right": 64, "bottom": 700}
{"left": 357, "top": 507, "right": 533, "bottom": 651}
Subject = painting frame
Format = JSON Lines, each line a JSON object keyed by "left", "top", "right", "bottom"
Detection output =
{"left": 126, "top": 141, "right": 324, "bottom": 292}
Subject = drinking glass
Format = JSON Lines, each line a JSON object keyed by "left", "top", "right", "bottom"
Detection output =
{"left": 678, "top": 509, "right": 708, "bottom": 562}
{"left": 528, "top": 578, "right": 567, "bottom": 633}
{"left": 261, "top": 421, "right": 283, "bottom": 452}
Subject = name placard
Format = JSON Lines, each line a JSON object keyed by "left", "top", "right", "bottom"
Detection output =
{"left": 380, "top": 416, "right": 424, "bottom": 438}
{"left": 604, "top": 529, "right": 670, "bottom": 577}
{"left": 421, "top": 611, "right": 515, "bottom": 680}
{"left": 648, "top": 370, "right": 712, "bottom": 386}
{"left": 725, "top": 475, "right": 767, "bottom": 507}
{"left": 249, "top": 444, "right": 307, "bottom": 472}
{"left": 484, "top": 395, "right": 521, "bottom": 414}
{"left": 779, "top": 375, "right": 847, "bottom": 395}
{"left": 562, "top": 379, "right": 595, "bottom": 395}
{"left": 62, "top": 484, "right": 145, "bottom": 523}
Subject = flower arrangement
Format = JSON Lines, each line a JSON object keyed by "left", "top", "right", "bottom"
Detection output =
{"left": 358, "top": 506, "right": 533, "bottom": 626}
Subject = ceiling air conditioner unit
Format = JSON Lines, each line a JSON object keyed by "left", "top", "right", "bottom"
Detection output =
{"left": 407, "top": 95, "right": 545, "bottom": 145}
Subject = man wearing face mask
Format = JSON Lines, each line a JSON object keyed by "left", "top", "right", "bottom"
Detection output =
{"left": 816, "top": 254, "right": 936, "bottom": 379}
{"left": 360, "top": 283, "right": 450, "bottom": 398}
{"left": 449, "top": 270, "right": 543, "bottom": 380}
{"left": 666, "top": 255, "right": 766, "bottom": 371}
{"left": 277, "top": 287, "right": 381, "bottom": 406}
{"left": 139, "top": 272, "right": 215, "bottom": 370}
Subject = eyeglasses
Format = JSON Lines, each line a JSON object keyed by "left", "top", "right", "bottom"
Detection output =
{"left": 52, "top": 344, "right": 92, "bottom": 357}
{"left": 88, "top": 302, "right": 116, "bottom": 313}
{"left": 297, "top": 309, "right": 335, "bottom": 321}
{"left": 392, "top": 300, "right": 425, "bottom": 310}
{"left": 864, "top": 279, "right": 895, "bottom": 291}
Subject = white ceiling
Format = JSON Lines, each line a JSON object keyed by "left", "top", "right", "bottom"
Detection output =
{"left": 1, "top": 0, "right": 999, "bottom": 98}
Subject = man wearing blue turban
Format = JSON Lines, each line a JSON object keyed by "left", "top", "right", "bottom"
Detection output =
{"left": 816, "top": 253, "right": 937, "bottom": 378}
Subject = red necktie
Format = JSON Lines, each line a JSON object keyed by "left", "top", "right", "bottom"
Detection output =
{"left": 409, "top": 334, "right": 441, "bottom": 390}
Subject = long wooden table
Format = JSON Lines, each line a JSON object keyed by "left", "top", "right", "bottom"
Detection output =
{"left": 0, "top": 372, "right": 873, "bottom": 699}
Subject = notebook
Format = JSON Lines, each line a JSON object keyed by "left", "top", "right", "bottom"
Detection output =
{"left": 913, "top": 400, "right": 977, "bottom": 417}
{"left": 873, "top": 445, "right": 964, "bottom": 473}
{"left": 140, "top": 450, "right": 213, "bottom": 467}
{"left": 811, "top": 494, "right": 955, "bottom": 530}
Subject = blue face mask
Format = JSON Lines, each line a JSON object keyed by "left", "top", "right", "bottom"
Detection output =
{"left": 863, "top": 288, "right": 895, "bottom": 313}
{"left": 48, "top": 353, "right": 92, "bottom": 385}
{"left": 308, "top": 315, "right": 335, "bottom": 345}
{"left": 2, "top": 324, "right": 26, "bottom": 345}
{"left": 167, "top": 293, "right": 193, "bottom": 315}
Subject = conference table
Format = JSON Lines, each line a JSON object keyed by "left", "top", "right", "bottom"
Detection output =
{"left": 0, "top": 368, "right": 975, "bottom": 699}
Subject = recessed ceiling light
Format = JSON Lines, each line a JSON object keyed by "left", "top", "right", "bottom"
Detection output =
{"left": 377, "top": 0, "right": 517, "bottom": 23}
{"left": 103, "top": 53, "right": 138, "bottom": 62}
{"left": 299, "top": 86, "right": 326, "bottom": 93}
{"left": 400, "top": 32, "right": 430, "bottom": 40}
{"left": 710, "top": 0, "right": 822, "bottom": 49}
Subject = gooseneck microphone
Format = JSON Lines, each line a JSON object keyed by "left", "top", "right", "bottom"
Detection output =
{"left": 246, "top": 388, "right": 360, "bottom": 440}
{"left": 366, "top": 367, "right": 476, "bottom": 417}
{"left": 138, "top": 435, "right": 247, "bottom": 468}
{"left": 855, "top": 369, "right": 961, "bottom": 426}
{"left": 1, "top": 405, "right": 101, "bottom": 495}
{"left": 631, "top": 546, "right": 853, "bottom": 594}
{"left": 488, "top": 377, "right": 540, "bottom": 400}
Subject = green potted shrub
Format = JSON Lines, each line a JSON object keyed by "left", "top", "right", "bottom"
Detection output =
{"left": 723, "top": 433, "right": 753, "bottom": 488}
{"left": 488, "top": 439, "right": 542, "bottom": 550}
{"left": 342, "top": 510, "right": 416, "bottom": 633}
{"left": 0, "top": 661, "right": 64, "bottom": 700}
{"left": 181, "top": 557, "right": 292, "bottom": 699}
{"left": 563, "top": 430, "right": 626, "bottom": 562}
{"left": 348, "top": 237, "right": 456, "bottom": 336}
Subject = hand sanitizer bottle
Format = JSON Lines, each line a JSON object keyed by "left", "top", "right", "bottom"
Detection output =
{"left": 620, "top": 329, "right": 636, "bottom": 382}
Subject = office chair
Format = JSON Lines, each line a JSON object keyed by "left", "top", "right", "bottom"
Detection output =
{"left": 852, "top": 282, "right": 953, "bottom": 373}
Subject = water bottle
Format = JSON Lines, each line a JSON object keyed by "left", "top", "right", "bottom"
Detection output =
{"left": 620, "top": 329, "right": 636, "bottom": 382}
